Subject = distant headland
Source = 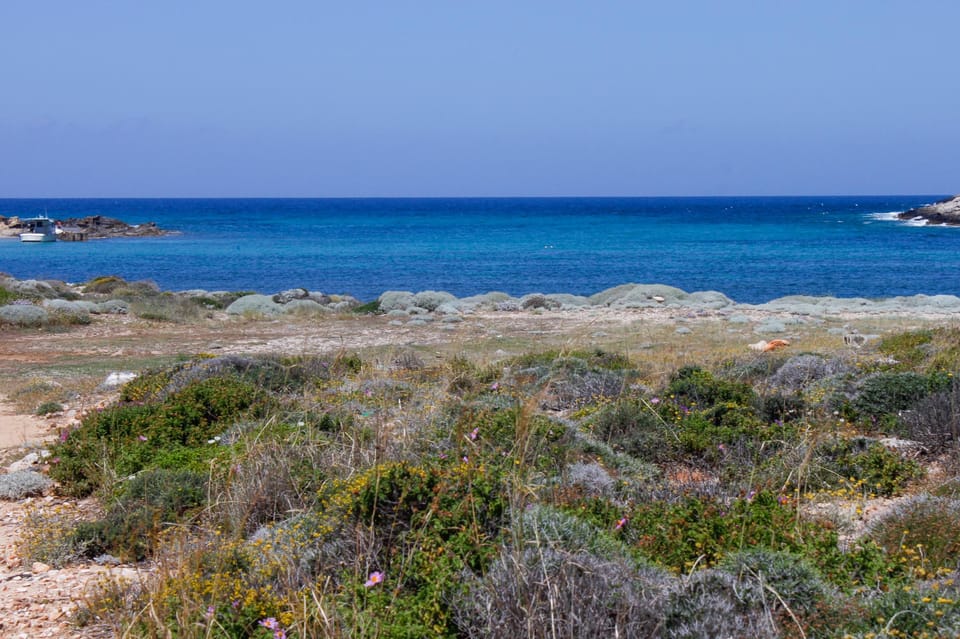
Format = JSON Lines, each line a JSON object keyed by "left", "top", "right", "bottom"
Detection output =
{"left": 0, "top": 215, "right": 168, "bottom": 239}
{"left": 897, "top": 194, "right": 960, "bottom": 226}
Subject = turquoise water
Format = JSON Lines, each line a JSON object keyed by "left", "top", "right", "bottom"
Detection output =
{"left": 0, "top": 196, "right": 952, "bottom": 304}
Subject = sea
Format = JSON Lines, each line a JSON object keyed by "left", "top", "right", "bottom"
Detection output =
{"left": 0, "top": 196, "right": 955, "bottom": 305}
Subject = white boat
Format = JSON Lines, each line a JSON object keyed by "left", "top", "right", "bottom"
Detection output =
{"left": 19, "top": 215, "right": 59, "bottom": 242}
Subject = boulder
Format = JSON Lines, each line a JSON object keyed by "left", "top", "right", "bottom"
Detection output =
{"left": 898, "top": 194, "right": 960, "bottom": 225}
{"left": 412, "top": 290, "right": 456, "bottom": 311}
{"left": 378, "top": 291, "right": 416, "bottom": 312}
{"left": 225, "top": 294, "right": 283, "bottom": 317}
{"left": 273, "top": 288, "right": 310, "bottom": 304}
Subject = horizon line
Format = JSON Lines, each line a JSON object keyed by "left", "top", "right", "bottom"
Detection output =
{"left": 0, "top": 192, "right": 951, "bottom": 201}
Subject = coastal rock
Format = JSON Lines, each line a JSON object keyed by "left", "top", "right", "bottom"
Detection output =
{"left": 898, "top": 194, "right": 960, "bottom": 225}
{"left": 412, "top": 290, "right": 456, "bottom": 311}
{"left": 590, "top": 283, "right": 734, "bottom": 310}
{"left": 100, "top": 371, "right": 138, "bottom": 389}
{"left": 520, "top": 294, "right": 560, "bottom": 310}
{"left": 754, "top": 320, "right": 786, "bottom": 334}
{"left": 378, "top": 291, "right": 416, "bottom": 312}
{"left": 458, "top": 292, "right": 513, "bottom": 310}
{"left": 57, "top": 215, "right": 167, "bottom": 238}
{"left": 281, "top": 299, "right": 328, "bottom": 315}
{"left": 545, "top": 293, "right": 591, "bottom": 309}
{"left": 3, "top": 279, "right": 59, "bottom": 299}
{"left": 225, "top": 294, "right": 283, "bottom": 317}
{"left": 273, "top": 288, "right": 310, "bottom": 304}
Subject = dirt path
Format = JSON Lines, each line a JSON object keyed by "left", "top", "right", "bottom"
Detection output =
{"left": 0, "top": 401, "right": 48, "bottom": 450}
{"left": 0, "top": 396, "right": 117, "bottom": 637}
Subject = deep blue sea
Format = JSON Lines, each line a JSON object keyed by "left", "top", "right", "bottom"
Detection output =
{"left": 0, "top": 196, "right": 954, "bottom": 304}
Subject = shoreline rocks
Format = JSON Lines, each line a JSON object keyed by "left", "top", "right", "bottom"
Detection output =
{"left": 5, "top": 274, "right": 960, "bottom": 326}
{"left": 0, "top": 215, "right": 168, "bottom": 239}
{"left": 897, "top": 194, "right": 960, "bottom": 226}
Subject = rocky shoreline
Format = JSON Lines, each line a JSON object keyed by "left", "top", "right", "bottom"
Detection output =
{"left": 897, "top": 194, "right": 960, "bottom": 225}
{"left": 0, "top": 215, "right": 167, "bottom": 239}
{"left": 4, "top": 275, "right": 960, "bottom": 330}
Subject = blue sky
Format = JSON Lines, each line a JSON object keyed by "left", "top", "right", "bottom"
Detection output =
{"left": 1, "top": 1, "right": 957, "bottom": 197}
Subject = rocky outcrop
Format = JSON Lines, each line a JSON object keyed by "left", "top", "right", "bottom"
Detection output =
{"left": 898, "top": 194, "right": 960, "bottom": 225}
{"left": 57, "top": 215, "right": 166, "bottom": 238}
{"left": 0, "top": 215, "right": 167, "bottom": 238}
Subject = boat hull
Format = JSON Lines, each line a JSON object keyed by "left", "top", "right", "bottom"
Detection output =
{"left": 19, "top": 232, "right": 57, "bottom": 242}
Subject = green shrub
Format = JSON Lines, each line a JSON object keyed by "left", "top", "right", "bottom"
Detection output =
{"left": 510, "top": 348, "right": 632, "bottom": 371}
{"left": 84, "top": 275, "right": 127, "bottom": 294}
{"left": 73, "top": 469, "right": 207, "bottom": 561}
{"left": 351, "top": 299, "right": 381, "bottom": 314}
{"left": 0, "top": 286, "right": 16, "bottom": 305}
{"left": 563, "top": 490, "right": 901, "bottom": 590}
{"left": 50, "top": 376, "right": 264, "bottom": 496}
{"left": 667, "top": 365, "right": 755, "bottom": 410}
{"left": 35, "top": 401, "right": 63, "bottom": 415}
{"left": 865, "top": 495, "right": 960, "bottom": 577}
{"left": 879, "top": 329, "right": 934, "bottom": 369}
{"left": 590, "top": 398, "right": 673, "bottom": 461}
{"left": 852, "top": 371, "right": 951, "bottom": 425}
{"left": 809, "top": 438, "right": 923, "bottom": 497}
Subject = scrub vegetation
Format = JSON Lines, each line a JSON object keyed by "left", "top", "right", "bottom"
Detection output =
{"left": 16, "top": 327, "right": 960, "bottom": 638}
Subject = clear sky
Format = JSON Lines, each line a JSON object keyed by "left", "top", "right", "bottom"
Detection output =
{"left": 1, "top": 1, "right": 957, "bottom": 197}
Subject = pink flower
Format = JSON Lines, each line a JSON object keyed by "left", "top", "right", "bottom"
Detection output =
{"left": 138, "top": 435, "right": 148, "bottom": 442}
{"left": 469, "top": 427, "right": 479, "bottom": 441}
{"left": 650, "top": 397, "right": 661, "bottom": 405}
{"left": 615, "top": 517, "right": 628, "bottom": 530}
{"left": 205, "top": 605, "right": 215, "bottom": 619}
{"left": 365, "top": 571, "right": 385, "bottom": 588}
{"left": 462, "top": 456, "right": 469, "bottom": 463}
{"left": 260, "top": 618, "right": 280, "bottom": 630}
{"left": 490, "top": 382, "right": 499, "bottom": 391}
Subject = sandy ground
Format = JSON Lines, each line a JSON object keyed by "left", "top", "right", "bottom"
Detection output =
{"left": 0, "top": 401, "right": 48, "bottom": 450}
{"left": 0, "top": 306, "right": 950, "bottom": 637}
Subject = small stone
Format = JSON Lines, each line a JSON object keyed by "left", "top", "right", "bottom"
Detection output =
{"left": 31, "top": 562, "right": 51, "bottom": 574}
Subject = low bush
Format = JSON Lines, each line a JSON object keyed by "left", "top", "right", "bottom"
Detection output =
{"left": 809, "top": 437, "right": 923, "bottom": 497}
{"left": 878, "top": 329, "right": 934, "bottom": 369}
{"left": 35, "top": 401, "right": 63, "bottom": 415}
{"left": 453, "top": 545, "right": 666, "bottom": 639}
{"left": 589, "top": 398, "right": 673, "bottom": 462}
{"left": 50, "top": 376, "right": 265, "bottom": 497}
{"left": 850, "top": 371, "right": 951, "bottom": 426}
{"left": 667, "top": 365, "right": 755, "bottom": 411}
{"left": 0, "top": 304, "right": 48, "bottom": 327}
{"left": 899, "top": 381, "right": 960, "bottom": 452}
{"left": 73, "top": 469, "right": 207, "bottom": 561}
{"left": 84, "top": 275, "right": 126, "bottom": 295}
{"left": 0, "top": 470, "right": 52, "bottom": 500}
{"left": 865, "top": 494, "right": 960, "bottom": 577}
